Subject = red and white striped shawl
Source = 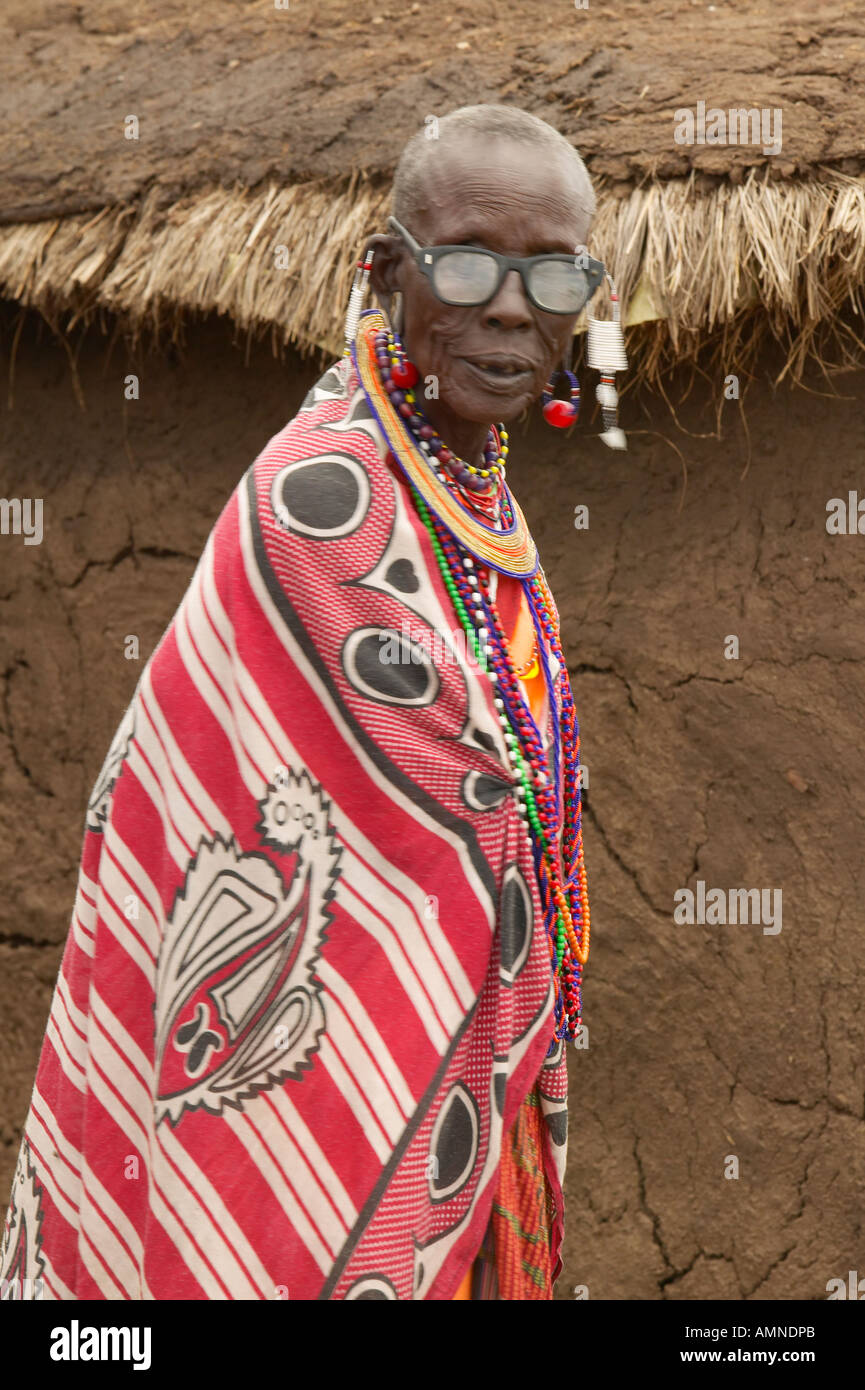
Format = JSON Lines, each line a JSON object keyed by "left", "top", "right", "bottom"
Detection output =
{"left": 1, "top": 355, "right": 570, "bottom": 1300}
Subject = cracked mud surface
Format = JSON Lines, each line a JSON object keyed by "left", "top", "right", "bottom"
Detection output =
{"left": 1, "top": 0, "right": 864, "bottom": 224}
{"left": 0, "top": 304, "right": 863, "bottom": 1299}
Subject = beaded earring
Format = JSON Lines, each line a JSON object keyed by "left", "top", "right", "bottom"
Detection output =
{"left": 541, "top": 367, "right": 580, "bottom": 428}
{"left": 586, "top": 273, "right": 628, "bottom": 449}
{"left": 384, "top": 330, "right": 419, "bottom": 389}
{"left": 343, "top": 249, "right": 375, "bottom": 355}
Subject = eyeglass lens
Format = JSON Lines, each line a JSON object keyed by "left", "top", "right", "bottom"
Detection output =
{"left": 432, "top": 249, "right": 591, "bottom": 312}
{"left": 529, "top": 260, "right": 589, "bottom": 312}
{"left": 432, "top": 250, "right": 500, "bottom": 304}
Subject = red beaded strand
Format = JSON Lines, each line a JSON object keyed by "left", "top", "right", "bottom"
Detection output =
{"left": 428, "top": 512, "right": 588, "bottom": 1039}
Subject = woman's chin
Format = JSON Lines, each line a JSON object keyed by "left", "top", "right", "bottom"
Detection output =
{"left": 499, "top": 390, "right": 536, "bottom": 422}
{"left": 442, "top": 383, "right": 536, "bottom": 425}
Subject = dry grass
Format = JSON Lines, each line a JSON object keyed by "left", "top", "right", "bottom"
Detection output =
{"left": 0, "top": 168, "right": 863, "bottom": 385}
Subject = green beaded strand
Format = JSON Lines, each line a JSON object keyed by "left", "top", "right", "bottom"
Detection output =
{"left": 412, "top": 488, "right": 572, "bottom": 976}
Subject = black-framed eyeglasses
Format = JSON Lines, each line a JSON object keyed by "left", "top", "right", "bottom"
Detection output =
{"left": 388, "top": 216, "right": 605, "bottom": 316}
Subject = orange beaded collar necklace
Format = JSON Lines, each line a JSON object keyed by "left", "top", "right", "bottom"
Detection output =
{"left": 353, "top": 311, "right": 538, "bottom": 578}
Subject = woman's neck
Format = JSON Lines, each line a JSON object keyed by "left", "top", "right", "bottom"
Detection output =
{"left": 417, "top": 396, "right": 492, "bottom": 468}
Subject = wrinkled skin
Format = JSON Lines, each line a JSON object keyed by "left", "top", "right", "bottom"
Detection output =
{"left": 369, "top": 133, "right": 594, "bottom": 467}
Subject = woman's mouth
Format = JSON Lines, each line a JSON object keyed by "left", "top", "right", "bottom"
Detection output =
{"left": 461, "top": 358, "right": 534, "bottom": 393}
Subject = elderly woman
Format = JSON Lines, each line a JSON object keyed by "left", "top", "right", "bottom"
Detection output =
{"left": 1, "top": 104, "right": 601, "bottom": 1301}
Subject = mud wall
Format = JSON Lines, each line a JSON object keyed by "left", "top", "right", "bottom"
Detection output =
{"left": 1, "top": 303, "right": 862, "bottom": 1299}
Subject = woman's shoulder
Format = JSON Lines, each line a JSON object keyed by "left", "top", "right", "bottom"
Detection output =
{"left": 249, "top": 355, "right": 387, "bottom": 503}
{"left": 202, "top": 356, "right": 394, "bottom": 613}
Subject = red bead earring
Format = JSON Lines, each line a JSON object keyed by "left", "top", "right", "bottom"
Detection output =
{"left": 390, "top": 357, "right": 418, "bottom": 389}
{"left": 385, "top": 328, "right": 419, "bottom": 388}
{"left": 541, "top": 369, "right": 580, "bottom": 428}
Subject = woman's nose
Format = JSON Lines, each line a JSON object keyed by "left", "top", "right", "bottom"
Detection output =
{"left": 482, "top": 269, "right": 534, "bottom": 331}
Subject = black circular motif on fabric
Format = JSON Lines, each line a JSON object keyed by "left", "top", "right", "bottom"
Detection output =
{"left": 342, "top": 628, "right": 440, "bottom": 707}
{"left": 271, "top": 453, "right": 369, "bottom": 538}
{"left": 429, "top": 1083, "right": 480, "bottom": 1203}
{"left": 493, "top": 1072, "right": 506, "bottom": 1117}
{"left": 464, "top": 724, "right": 496, "bottom": 753}
{"left": 462, "top": 769, "right": 511, "bottom": 812}
{"left": 344, "top": 392, "right": 376, "bottom": 425}
{"left": 545, "top": 1110, "right": 568, "bottom": 1147}
{"left": 544, "top": 1037, "right": 564, "bottom": 1070}
{"left": 499, "top": 865, "right": 532, "bottom": 984}
{"left": 384, "top": 558, "right": 420, "bottom": 593}
{"left": 345, "top": 1275, "right": 399, "bottom": 1300}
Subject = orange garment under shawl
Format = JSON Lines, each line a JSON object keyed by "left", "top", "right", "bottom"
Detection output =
{"left": 452, "top": 579, "right": 552, "bottom": 1300}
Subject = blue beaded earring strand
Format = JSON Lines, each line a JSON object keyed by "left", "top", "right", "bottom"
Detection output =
{"left": 541, "top": 368, "right": 580, "bottom": 428}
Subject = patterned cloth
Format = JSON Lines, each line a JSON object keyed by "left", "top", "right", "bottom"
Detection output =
{"left": 1, "top": 355, "right": 571, "bottom": 1300}
{"left": 490, "top": 1084, "right": 555, "bottom": 1298}
{"left": 458, "top": 597, "right": 557, "bottom": 1302}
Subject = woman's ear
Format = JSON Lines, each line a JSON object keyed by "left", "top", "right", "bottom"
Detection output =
{"left": 366, "top": 233, "right": 404, "bottom": 301}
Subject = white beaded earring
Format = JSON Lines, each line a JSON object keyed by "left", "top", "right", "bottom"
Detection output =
{"left": 586, "top": 273, "right": 628, "bottom": 450}
{"left": 343, "top": 249, "right": 375, "bottom": 355}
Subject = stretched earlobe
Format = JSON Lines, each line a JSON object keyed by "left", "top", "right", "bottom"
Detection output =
{"left": 366, "top": 233, "right": 403, "bottom": 301}
{"left": 391, "top": 291, "right": 405, "bottom": 335}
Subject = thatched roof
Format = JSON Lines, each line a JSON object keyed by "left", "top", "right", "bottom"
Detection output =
{"left": 1, "top": 0, "right": 864, "bottom": 381}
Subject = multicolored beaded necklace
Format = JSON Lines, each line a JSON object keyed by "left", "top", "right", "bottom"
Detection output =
{"left": 354, "top": 311, "right": 537, "bottom": 577}
{"left": 373, "top": 325, "right": 507, "bottom": 522}
{"left": 353, "top": 310, "right": 590, "bottom": 1046}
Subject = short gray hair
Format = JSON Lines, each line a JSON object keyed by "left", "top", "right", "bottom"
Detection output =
{"left": 392, "top": 104, "right": 595, "bottom": 226}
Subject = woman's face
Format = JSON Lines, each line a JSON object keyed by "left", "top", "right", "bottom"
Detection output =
{"left": 383, "top": 135, "right": 593, "bottom": 438}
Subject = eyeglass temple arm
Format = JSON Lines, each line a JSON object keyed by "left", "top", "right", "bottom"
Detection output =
{"left": 387, "top": 216, "right": 422, "bottom": 255}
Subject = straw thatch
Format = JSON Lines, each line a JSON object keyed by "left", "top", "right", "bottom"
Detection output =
{"left": 1, "top": 167, "right": 863, "bottom": 385}
{"left": 1, "top": 0, "right": 864, "bottom": 383}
